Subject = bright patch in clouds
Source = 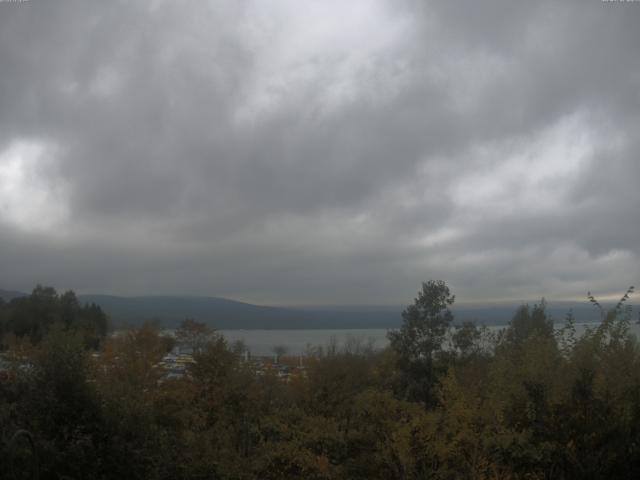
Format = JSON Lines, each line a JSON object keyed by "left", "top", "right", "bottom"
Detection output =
{"left": 451, "top": 112, "right": 596, "bottom": 217}
{"left": 0, "top": 140, "right": 68, "bottom": 231}
{"left": 235, "top": 0, "right": 414, "bottom": 123}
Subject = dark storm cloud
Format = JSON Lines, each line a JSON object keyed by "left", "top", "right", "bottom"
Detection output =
{"left": 0, "top": 0, "right": 638, "bottom": 305}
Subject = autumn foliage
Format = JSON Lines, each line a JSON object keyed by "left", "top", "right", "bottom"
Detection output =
{"left": 1, "top": 283, "right": 639, "bottom": 479}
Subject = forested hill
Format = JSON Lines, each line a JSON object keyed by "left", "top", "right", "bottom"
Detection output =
{"left": 76, "top": 295, "right": 403, "bottom": 329}
{"left": 0, "top": 289, "right": 27, "bottom": 301}
{"left": 2, "top": 288, "right": 612, "bottom": 329}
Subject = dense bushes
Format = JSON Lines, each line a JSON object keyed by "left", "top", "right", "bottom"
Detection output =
{"left": 1, "top": 282, "right": 639, "bottom": 479}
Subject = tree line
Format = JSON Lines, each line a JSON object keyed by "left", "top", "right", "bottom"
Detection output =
{"left": 1, "top": 281, "right": 639, "bottom": 479}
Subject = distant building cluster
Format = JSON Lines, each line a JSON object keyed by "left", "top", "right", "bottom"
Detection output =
{"left": 248, "top": 355, "right": 307, "bottom": 382}
{"left": 157, "top": 346, "right": 196, "bottom": 380}
{"left": 0, "top": 339, "right": 308, "bottom": 384}
{"left": 155, "top": 343, "right": 307, "bottom": 382}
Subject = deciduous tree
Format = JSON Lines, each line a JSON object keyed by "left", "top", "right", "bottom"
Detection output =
{"left": 388, "top": 280, "right": 455, "bottom": 405}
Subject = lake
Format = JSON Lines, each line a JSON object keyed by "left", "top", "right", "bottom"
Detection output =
{"left": 218, "top": 322, "right": 640, "bottom": 356}
{"left": 219, "top": 329, "right": 389, "bottom": 356}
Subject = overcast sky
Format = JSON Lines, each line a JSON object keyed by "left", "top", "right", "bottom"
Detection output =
{"left": 0, "top": 0, "right": 639, "bottom": 306}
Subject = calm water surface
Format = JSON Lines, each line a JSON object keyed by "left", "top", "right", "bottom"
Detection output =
{"left": 219, "top": 329, "right": 389, "bottom": 356}
{"left": 218, "top": 322, "right": 640, "bottom": 356}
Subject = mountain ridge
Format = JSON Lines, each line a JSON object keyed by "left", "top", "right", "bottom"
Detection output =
{"left": 1, "top": 288, "right": 629, "bottom": 329}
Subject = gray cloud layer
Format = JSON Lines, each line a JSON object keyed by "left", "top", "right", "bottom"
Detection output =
{"left": 0, "top": 0, "right": 638, "bottom": 305}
